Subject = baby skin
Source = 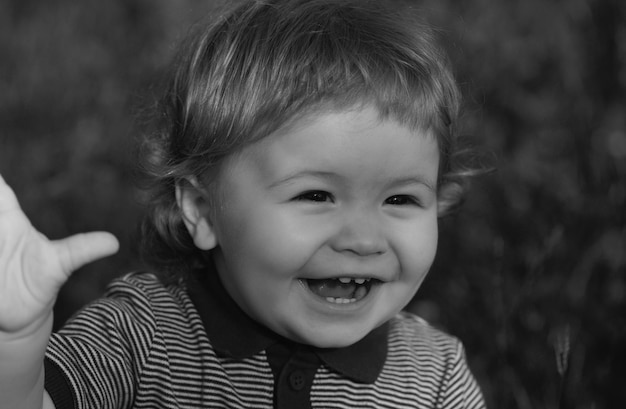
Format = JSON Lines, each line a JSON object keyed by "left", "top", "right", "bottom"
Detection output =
{"left": 0, "top": 176, "right": 118, "bottom": 408}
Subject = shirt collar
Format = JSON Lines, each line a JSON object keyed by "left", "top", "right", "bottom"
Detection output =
{"left": 186, "top": 263, "right": 388, "bottom": 384}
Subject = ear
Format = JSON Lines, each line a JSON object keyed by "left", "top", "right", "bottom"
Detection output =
{"left": 176, "top": 179, "right": 218, "bottom": 250}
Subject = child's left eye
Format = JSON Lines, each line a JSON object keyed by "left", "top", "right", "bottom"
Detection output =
{"left": 385, "top": 195, "right": 420, "bottom": 206}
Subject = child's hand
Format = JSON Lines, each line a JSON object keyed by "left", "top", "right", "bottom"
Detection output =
{"left": 0, "top": 174, "right": 119, "bottom": 336}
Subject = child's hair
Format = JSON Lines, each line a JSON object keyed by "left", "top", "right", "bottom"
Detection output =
{"left": 138, "top": 0, "right": 476, "bottom": 282}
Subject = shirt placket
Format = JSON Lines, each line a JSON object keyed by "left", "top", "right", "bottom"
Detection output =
{"left": 274, "top": 347, "right": 320, "bottom": 409}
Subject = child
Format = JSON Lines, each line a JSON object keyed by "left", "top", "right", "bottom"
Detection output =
{"left": 0, "top": 0, "right": 486, "bottom": 408}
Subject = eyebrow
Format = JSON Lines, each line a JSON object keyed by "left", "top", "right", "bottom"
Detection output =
{"left": 268, "top": 171, "right": 437, "bottom": 192}
{"left": 267, "top": 171, "right": 340, "bottom": 189}
{"left": 390, "top": 176, "right": 437, "bottom": 193}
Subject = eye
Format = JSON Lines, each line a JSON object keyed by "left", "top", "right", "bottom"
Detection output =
{"left": 385, "top": 195, "right": 420, "bottom": 206}
{"left": 293, "top": 190, "right": 334, "bottom": 203}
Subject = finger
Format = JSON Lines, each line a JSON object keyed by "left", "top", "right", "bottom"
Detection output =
{"left": 53, "top": 232, "right": 120, "bottom": 276}
{"left": 0, "top": 174, "right": 22, "bottom": 212}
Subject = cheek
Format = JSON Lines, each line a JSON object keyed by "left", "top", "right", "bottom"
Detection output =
{"left": 216, "top": 207, "right": 326, "bottom": 274}
{"left": 395, "top": 218, "right": 439, "bottom": 276}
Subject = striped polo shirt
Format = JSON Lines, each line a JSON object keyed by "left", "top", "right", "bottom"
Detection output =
{"left": 45, "top": 271, "right": 485, "bottom": 408}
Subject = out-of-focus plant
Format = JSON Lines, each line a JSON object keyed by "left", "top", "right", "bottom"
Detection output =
{"left": 411, "top": 0, "right": 626, "bottom": 408}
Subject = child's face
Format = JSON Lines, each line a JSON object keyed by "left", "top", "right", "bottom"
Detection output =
{"left": 197, "top": 106, "right": 440, "bottom": 348}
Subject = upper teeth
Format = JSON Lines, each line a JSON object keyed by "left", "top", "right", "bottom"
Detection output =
{"left": 338, "top": 277, "right": 368, "bottom": 284}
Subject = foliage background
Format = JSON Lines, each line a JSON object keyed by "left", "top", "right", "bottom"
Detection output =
{"left": 1, "top": 0, "right": 624, "bottom": 407}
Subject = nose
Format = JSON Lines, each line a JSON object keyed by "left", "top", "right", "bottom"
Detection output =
{"left": 330, "top": 208, "right": 388, "bottom": 257}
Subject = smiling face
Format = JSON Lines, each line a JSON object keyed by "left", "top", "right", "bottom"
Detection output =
{"left": 182, "top": 106, "right": 440, "bottom": 348}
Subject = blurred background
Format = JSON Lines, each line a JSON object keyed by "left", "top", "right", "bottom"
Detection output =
{"left": 1, "top": 0, "right": 624, "bottom": 407}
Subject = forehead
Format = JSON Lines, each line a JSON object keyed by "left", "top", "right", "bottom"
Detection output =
{"left": 272, "top": 101, "right": 436, "bottom": 142}
{"left": 220, "top": 106, "right": 440, "bottom": 187}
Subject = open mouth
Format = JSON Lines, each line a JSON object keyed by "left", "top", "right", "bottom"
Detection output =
{"left": 304, "top": 277, "right": 378, "bottom": 304}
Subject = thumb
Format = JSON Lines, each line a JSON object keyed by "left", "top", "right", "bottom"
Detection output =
{"left": 52, "top": 232, "right": 120, "bottom": 276}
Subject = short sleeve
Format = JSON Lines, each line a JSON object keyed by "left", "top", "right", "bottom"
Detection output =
{"left": 437, "top": 341, "right": 486, "bottom": 409}
{"left": 45, "top": 274, "right": 159, "bottom": 409}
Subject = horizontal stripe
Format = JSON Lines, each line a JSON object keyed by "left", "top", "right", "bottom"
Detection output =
{"left": 46, "top": 272, "right": 484, "bottom": 408}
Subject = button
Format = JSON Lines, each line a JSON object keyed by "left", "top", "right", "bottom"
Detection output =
{"left": 288, "top": 370, "right": 306, "bottom": 391}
